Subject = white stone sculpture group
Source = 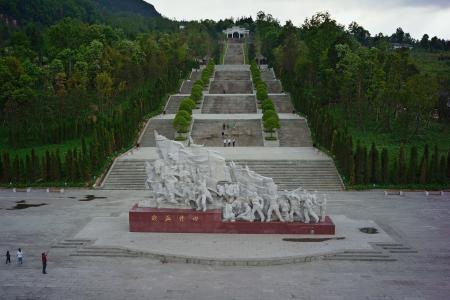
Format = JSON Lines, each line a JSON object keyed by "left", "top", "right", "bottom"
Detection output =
{"left": 142, "top": 132, "right": 327, "bottom": 223}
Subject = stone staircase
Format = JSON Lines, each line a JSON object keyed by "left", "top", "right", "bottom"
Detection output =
{"left": 165, "top": 95, "right": 189, "bottom": 114}
{"left": 224, "top": 43, "right": 244, "bottom": 65}
{"left": 202, "top": 95, "right": 257, "bottom": 114}
{"left": 102, "top": 159, "right": 147, "bottom": 190}
{"left": 71, "top": 246, "right": 142, "bottom": 258}
{"left": 102, "top": 158, "right": 343, "bottom": 191}
{"left": 214, "top": 70, "right": 250, "bottom": 81}
{"left": 209, "top": 80, "right": 253, "bottom": 94}
{"left": 261, "top": 68, "right": 276, "bottom": 81}
{"left": 270, "top": 94, "right": 294, "bottom": 113}
{"left": 278, "top": 119, "right": 313, "bottom": 147}
{"left": 180, "top": 80, "right": 194, "bottom": 94}
{"left": 139, "top": 119, "right": 175, "bottom": 147}
{"left": 191, "top": 119, "right": 264, "bottom": 147}
{"left": 265, "top": 80, "right": 283, "bottom": 93}
{"left": 233, "top": 160, "right": 344, "bottom": 191}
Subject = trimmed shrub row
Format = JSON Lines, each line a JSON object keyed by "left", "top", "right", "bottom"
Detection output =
{"left": 251, "top": 60, "right": 280, "bottom": 136}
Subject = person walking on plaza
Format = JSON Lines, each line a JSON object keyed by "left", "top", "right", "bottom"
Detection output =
{"left": 16, "top": 248, "right": 23, "bottom": 264}
{"left": 5, "top": 250, "right": 11, "bottom": 264}
{"left": 223, "top": 138, "right": 227, "bottom": 147}
{"left": 222, "top": 123, "right": 226, "bottom": 131}
{"left": 227, "top": 138, "right": 231, "bottom": 147}
{"left": 41, "top": 252, "right": 48, "bottom": 274}
{"left": 232, "top": 138, "right": 236, "bottom": 147}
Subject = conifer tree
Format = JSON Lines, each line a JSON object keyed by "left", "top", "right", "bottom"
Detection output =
{"left": 369, "top": 143, "right": 379, "bottom": 183}
{"left": 397, "top": 144, "right": 406, "bottom": 184}
{"left": 349, "top": 154, "right": 356, "bottom": 185}
{"left": 390, "top": 160, "right": 398, "bottom": 184}
{"left": 429, "top": 145, "right": 439, "bottom": 183}
{"left": 12, "top": 155, "right": 20, "bottom": 182}
{"left": 439, "top": 155, "right": 446, "bottom": 184}
{"left": 419, "top": 145, "right": 429, "bottom": 184}
{"left": 381, "top": 148, "right": 389, "bottom": 184}
{"left": 30, "top": 149, "right": 39, "bottom": 181}
{"left": 447, "top": 149, "right": 450, "bottom": 180}
{"left": 407, "top": 146, "right": 418, "bottom": 183}
{"left": 419, "top": 157, "right": 428, "bottom": 185}
{"left": 0, "top": 154, "right": 3, "bottom": 183}
{"left": 2, "top": 152, "right": 11, "bottom": 183}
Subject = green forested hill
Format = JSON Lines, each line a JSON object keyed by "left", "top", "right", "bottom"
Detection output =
{"left": 0, "top": 1, "right": 219, "bottom": 187}
{"left": 0, "top": 0, "right": 160, "bottom": 26}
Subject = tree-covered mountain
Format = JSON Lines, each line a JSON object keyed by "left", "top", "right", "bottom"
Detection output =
{"left": 0, "top": 0, "right": 160, "bottom": 27}
{"left": 96, "top": 0, "right": 160, "bottom": 18}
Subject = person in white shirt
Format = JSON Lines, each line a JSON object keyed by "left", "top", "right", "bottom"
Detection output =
{"left": 16, "top": 248, "right": 23, "bottom": 264}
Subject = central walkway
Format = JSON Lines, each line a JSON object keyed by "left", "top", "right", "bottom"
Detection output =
{"left": 101, "top": 39, "right": 344, "bottom": 191}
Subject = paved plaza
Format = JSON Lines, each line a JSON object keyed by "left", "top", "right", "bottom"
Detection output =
{"left": 0, "top": 189, "right": 449, "bottom": 299}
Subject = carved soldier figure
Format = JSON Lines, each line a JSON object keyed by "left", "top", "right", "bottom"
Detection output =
{"left": 236, "top": 201, "right": 253, "bottom": 221}
{"left": 195, "top": 178, "right": 213, "bottom": 212}
{"left": 303, "top": 193, "right": 319, "bottom": 223}
{"left": 249, "top": 191, "right": 265, "bottom": 222}
{"left": 223, "top": 199, "right": 236, "bottom": 222}
{"left": 287, "top": 191, "right": 303, "bottom": 222}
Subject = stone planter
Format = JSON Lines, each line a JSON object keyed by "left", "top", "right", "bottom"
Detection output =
{"left": 263, "top": 129, "right": 279, "bottom": 147}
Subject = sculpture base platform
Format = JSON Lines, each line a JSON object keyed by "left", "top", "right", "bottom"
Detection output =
{"left": 129, "top": 205, "right": 335, "bottom": 235}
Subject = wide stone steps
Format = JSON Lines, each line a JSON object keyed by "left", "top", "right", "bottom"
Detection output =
{"left": 265, "top": 80, "right": 283, "bottom": 93}
{"left": 270, "top": 94, "right": 294, "bottom": 113}
{"left": 102, "top": 159, "right": 343, "bottom": 191}
{"left": 164, "top": 95, "right": 189, "bottom": 114}
{"left": 201, "top": 95, "right": 257, "bottom": 114}
{"left": 209, "top": 80, "right": 253, "bottom": 94}
{"left": 139, "top": 119, "right": 175, "bottom": 147}
{"left": 71, "top": 247, "right": 141, "bottom": 258}
{"left": 278, "top": 119, "right": 313, "bottom": 147}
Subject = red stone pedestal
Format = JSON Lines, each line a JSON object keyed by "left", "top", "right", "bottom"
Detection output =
{"left": 129, "top": 204, "right": 335, "bottom": 235}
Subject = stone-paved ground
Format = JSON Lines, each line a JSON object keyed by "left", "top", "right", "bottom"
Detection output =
{"left": 190, "top": 119, "right": 264, "bottom": 147}
{"left": 0, "top": 190, "right": 449, "bottom": 299}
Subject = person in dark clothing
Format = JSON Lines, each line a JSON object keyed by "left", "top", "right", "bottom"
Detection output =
{"left": 41, "top": 252, "right": 48, "bottom": 274}
{"left": 5, "top": 251, "right": 11, "bottom": 264}
{"left": 222, "top": 123, "right": 226, "bottom": 130}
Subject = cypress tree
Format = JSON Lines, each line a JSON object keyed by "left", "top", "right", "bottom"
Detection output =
{"left": 391, "top": 160, "right": 398, "bottom": 184}
{"left": 354, "top": 141, "right": 362, "bottom": 184}
{"left": 419, "top": 157, "right": 428, "bottom": 185}
{"left": 349, "top": 154, "right": 356, "bottom": 185}
{"left": 362, "top": 146, "right": 369, "bottom": 184}
{"left": 429, "top": 145, "right": 439, "bottom": 183}
{"left": 54, "top": 150, "right": 62, "bottom": 181}
{"left": 419, "top": 145, "right": 429, "bottom": 184}
{"left": 381, "top": 148, "right": 389, "bottom": 184}
{"left": 397, "top": 144, "right": 406, "bottom": 184}
{"left": 0, "top": 154, "right": 3, "bottom": 183}
{"left": 369, "top": 143, "right": 379, "bottom": 183}
{"left": 407, "top": 146, "right": 418, "bottom": 184}
{"left": 439, "top": 155, "right": 446, "bottom": 184}
{"left": 30, "top": 149, "right": 38, "bottom": 181}
{"left": 12, "top": 155, "right": 20, "bottom": 183}
{"left": 447, "top": 149, "right": 450, "bottom": 180}
{"left": 25, "top": 153, "right": 32, "bottom": 183}
{"left": 64, "top": 150, "right": 72, "bottom": 182}
{"left": 45, "top": 150, "right": 51, "bottom": 182}
{"left": 2, "top": 151, "right": 11, "bottom": 183}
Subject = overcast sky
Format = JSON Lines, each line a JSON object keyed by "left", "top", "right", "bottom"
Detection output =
{"left": 147, "top": 0, "right": 450, "bottom": 39}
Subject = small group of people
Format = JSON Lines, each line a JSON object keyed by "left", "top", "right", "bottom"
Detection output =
{"left": 5, "top": 248, "right": 48, "bottom": 274}
{"left": 222, "top": 136, "right": 236, "bottom": 147}
{"left": 222, "top": 122, "right": 237, "bottom": 147}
